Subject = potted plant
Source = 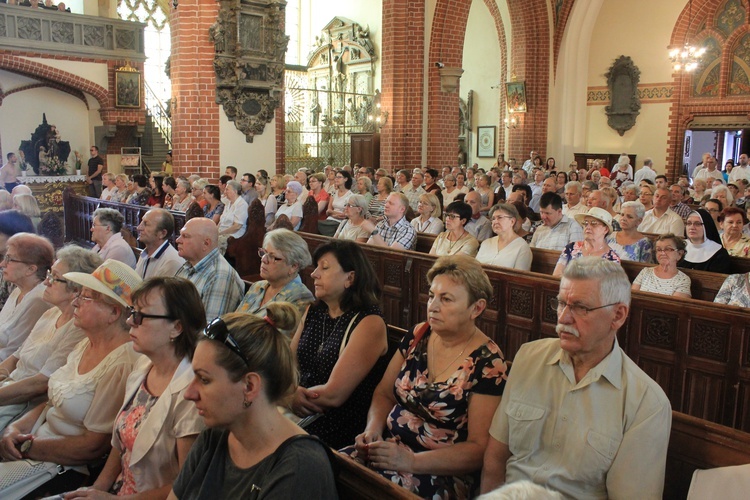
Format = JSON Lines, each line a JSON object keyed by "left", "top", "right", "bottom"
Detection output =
{"left": 74, "top": 150, "right": 82, "bottom": 176}
{"left": 18, "top": 151, "right": 28, "bottom": 177}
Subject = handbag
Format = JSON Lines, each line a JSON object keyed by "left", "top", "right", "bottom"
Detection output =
{"left": 0, "top": 460, "right": 67, "bottom": 500}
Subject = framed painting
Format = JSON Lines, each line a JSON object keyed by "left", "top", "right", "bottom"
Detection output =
{"left": 477, "top": 126, "right": 496, "bottom": 158}
{"left": 505, "top": 81, "right": 527, "bottom": 113}
{"left": 115, "top": 69, "right": 141, "bottom": 108}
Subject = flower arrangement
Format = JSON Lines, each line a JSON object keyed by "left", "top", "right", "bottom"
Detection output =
{"left": 41, "top": 157, "right": 69, "bottom": 176}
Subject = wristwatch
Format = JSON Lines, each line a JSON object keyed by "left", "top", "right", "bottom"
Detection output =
{"left": 20, "top": 438, "right": 33, "bottom": 458}
{"left": 370, "top": 228, "right": 380, "bottom": 237}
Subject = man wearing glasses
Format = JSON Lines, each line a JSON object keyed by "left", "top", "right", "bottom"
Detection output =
{"left": 481, "top": 258, "right": 671, "bottom": 499}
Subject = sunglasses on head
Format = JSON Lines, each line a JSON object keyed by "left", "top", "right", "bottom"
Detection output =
{"left": 202, "top": 317, "right": 250, "bottom": 367}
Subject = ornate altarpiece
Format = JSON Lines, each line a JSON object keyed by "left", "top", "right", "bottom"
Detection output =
{"left": 209, "top": 0, "right": 289, "bottom": 142}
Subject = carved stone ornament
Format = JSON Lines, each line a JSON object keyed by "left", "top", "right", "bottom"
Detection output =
{"left": 605, "top": 55, "right": 641, "bottom": 136}
{"left": 210, "top": 0, "right": 289, "bottom": 142}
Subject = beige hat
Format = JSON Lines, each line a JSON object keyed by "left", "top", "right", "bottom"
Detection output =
{"left": 574, "top": 207, "right": 613, "bottom": 233}
{"left": 64, "top": 259, "right": 142, "bottom": 308}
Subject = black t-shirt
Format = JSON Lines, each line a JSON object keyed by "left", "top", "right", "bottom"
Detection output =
{"left": 88, "top": 155, "right": 104, "bottom": 180}
{"left": 172, "top": 428, "right": 338, "bottom": 499}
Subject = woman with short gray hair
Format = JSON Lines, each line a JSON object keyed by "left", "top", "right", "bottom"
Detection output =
{"left": 0, "top": 246, "right": 103, "bottom": 431}
{"left": 607, "top": 201, "right": 653, "bottom": 262}
{"left": 91, "top": 208, "right": 136, "bottom": 268}
{"left": 333, "top": 194, "right": 372, "bottom": 243}
{"left": 236, "top": 229, "right": 314, "bottom": 320}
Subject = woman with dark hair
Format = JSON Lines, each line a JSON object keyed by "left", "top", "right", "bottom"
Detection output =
{"left": 679, "top": 209, "right": 731, "bottom": 273}
{"left": 326, "top": 170, "right": 354, "bottom": 221}
{"left": 632, "top": 234, "right": 691, "bottom": 298}
{"left": 147, "top": 175, "right": 166, "bottom": 207}
{"left": 163, "top": 177, "right": 177, "bottom": 210}
{"left": 555, "top": 171, "right": 568, "bottom": 195}
{"left": 128, "top": 175, "right": 153, "bottom": 206}
{"left": 170, "top": 304, "right": 337, "bottom": 498}
{"left": 430, "top": 201, "right": 478, "bottom": 256}
{"left": 290, "top": 240, "right": 388, "bottom": 449}
{"left": 202, "top": 185, "right": 224, "bottom": 225}
{"left": 67, "top": 277, "right": 206, "bottom": 498}
{"left": 720, "top": 207, "right": 750, "bottom": 257}
{"left": 423, "top": 169, "right": 443, "bottom": 205}
{"left": 545, "top": 157, "right": 556, "bottom": 172}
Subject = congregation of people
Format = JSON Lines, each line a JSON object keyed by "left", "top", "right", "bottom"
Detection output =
{"left": 2, "top": 146, "right": 750, "bottom": 498}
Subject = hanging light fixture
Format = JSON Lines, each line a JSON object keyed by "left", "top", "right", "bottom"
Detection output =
{"left": 668, "top": 0, "right": 706, "bottom": 72}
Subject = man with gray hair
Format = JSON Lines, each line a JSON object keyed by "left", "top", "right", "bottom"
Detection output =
{"left": 562, "top": 181, "right": 587, "bottom": 219}
{"left": 634, "top": 158, "right": 657, "bottom": 185}
{"left": 481, "top": 258, "right": 671, "bottom": 499}
{"left": 91, "top": 207, "right": 136, "bottom": 268}
{"left": 135, "top": 208, "right": 185, "bottom": 279}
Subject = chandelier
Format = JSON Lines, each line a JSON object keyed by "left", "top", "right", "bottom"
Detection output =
{"left": 668, "top": 0, "right": 705, "bottom": 72}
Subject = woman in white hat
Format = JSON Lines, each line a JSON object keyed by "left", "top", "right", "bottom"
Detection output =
{"left": 553, "top": 207, "right": 621, "bottom": 277}
{"left": 0, "top": 259, "right": 142, "bottom": 498}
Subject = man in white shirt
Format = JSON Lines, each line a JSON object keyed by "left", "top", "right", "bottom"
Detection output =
{"left": 729, "top": 154, "right": 750, "bottom": 184}
{"left": 633, "top": 158, "right": 657, "bottom": 185}
{"left": 402, "top": 172, "right": 426, "bottom": 213}
{"left": 135, "top": 208, "right": 185, "bottom": 279}
{"left": 694, "top": 156, "right": 724, "bottom": 182}
{"left": 481, "top": 259, "right": 671, "bottom": 499}
{"left": 639, "top": 187, "right": 685, "bottom": 235}
{"left": 521, "top": 150, "right": 537, "bottom": 176}
{"left": 562, "top": 181, "right": 588, "bottom": 220}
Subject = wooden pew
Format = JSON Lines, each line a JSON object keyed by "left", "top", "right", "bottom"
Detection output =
{"left": 333, "top": 452, "right": 419, "bottom": 499}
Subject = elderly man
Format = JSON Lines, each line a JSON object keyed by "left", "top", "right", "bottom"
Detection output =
{"left": 562, "top": 181, "right": 587, "bottom": 219}
{"left": 634, "top": 158, "right": 657, "bottom": 185}
{"left": 361, "top": 192, "right": 416, "bottom": 250}
{"left": 90, "top": 208, "right": 136, "bottom": 268}
{"left": 175, "top": 218, "right": 243, "bottom": 321}
{"left": 694, "top": 156, "right": 723, "bottom": 183}
{"left": 668, "top": 184, "right": 692, "bottom": 223}
{"left": 294, "top": 169, "right": 310, "bottom": 202}
{"left": 134, "top": 208, "right": 185, "bottom": 279}
{"left": 587, "top": 190, "right": 620, "bottom": 231}
{"left": 402, "top": 171, "right": 426, "bottom": 213}
{"left": 531, "top": 192, "right": 583, "bottom": 251}
{"left": 464, "top": 190, "right": 493, "bottom": 243}
{"left": 481, "top": 258, "right": 671, "bottom": 499}
{"left": 639, "top": 187, "right": 685, "bottom": 236}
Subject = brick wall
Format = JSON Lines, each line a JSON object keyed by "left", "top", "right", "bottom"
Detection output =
{"left": 380, "top": 0, "right": 426, "bottom": 172}
{"left": 170, "top": 0, "right": 220, "bottom": 179}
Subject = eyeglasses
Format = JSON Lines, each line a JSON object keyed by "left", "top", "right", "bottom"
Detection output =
{"left": 2, "top": 254, "right": 30, "bottom": 265}
{"left": 344, "top": 203, "right": 359, "bottom": 209}
{"left": 581, "top": 220, "right": 605, "bottom": 228}
{"left": 45, "top": 270, "right": 68, "bottom": 285}
{"left": 491, "top": 215, "right": 515, "bottom": 222}
{"left": 685, "top": 221, "right": 704, "bottom": 227}
{"left": 74, "top": 292, "right": 99, "bottom": 304}
{"left": 705, "top": 208, "right": 720, "bottom": 213}
{"left": 445, "top": 213, "right": 462, "bottom": 220}
{"left": 258, "top": 248, "right": 284, "bottom": 263}
{"left": 655, "top": 247, "right": 677, "bottom": 254}
{"left": 202, "top": 317, "right": 250, "bottom": 367}
{"left": 128, "top": 308, "right": 176, "bottom": 326}
{"left": 551, "top": 298, "right": 618, "bottom": 317}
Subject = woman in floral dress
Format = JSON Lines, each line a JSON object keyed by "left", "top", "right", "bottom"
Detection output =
{"left": 343, "top": 254, "right": 507, "bottom": 499}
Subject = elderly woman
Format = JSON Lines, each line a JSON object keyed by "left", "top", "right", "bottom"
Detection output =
{"left": 67, "top": 277, "right": 205, "bottom": 498}
{"left": 333, "top": 194, "right": 372, "bottom": 243}
{"left": 553, "top": 207, "right": 621, "bottom": 277}
{"left": 128, "top": 175, "right": 152, "bottom": 206}
{"left": 632, "top": 234, "right": 691, "bottom": 298}
{"left": 720, "top": 207, "right": 750, "bottom": 257}
{"left": 344, "top": 254, "right": 507, "bottom": 498}
{"left": 237, "top": 229, "right": 314, "bottom": 318}
{"left": 308, "top": 172, "right": 330, "bottom": 220}
{"left": 0, "top": 246, "right": 100, "bottom": 432}
{"left": 621, "top": 183, "right": 638, "bottom": 203}
{"left": 170, "top": 180, "right": 193, "bottom": 212}
{"left": 639, "top": 183, "right": 655, "bottom": 212}
{"left": 369, "top": 176, "right": 393, "bottom": 220}
{"left": 0, "top": 234, "right": 55, "bottom": 363}
{"left": 610, "top": 155, "right": 633, "bottom": 188}
{"left": 91, "top": 208, "right": 137, "bottom": 269}
{"left": 430, "top": 201, "right": 479, "bottom": 257}
{"left": 477, "top": 203, "right": 533, "bottom": 270}
{"left": 12, "top": 194, "right": 41, "bottom": 231}
{"left": 275, "top": 181, "right": 304, "bottom": 231}
{"left": 411, "top": 193, "right": 444, "bottom": 235}
{"left": 202, "top": 185, "right": 224, "bottom": 224}
{"left": 169, "top": 304, "right": 337, "bottom": 498}
{"left": 255, "top": 177, "right": 278, "bottom": 228}
{"left": 191, "top": 179, "right": 209, "bottom": 210}
{"left": 712, "top": 184, "right": 734, "bottom": 209}
{"left": 291, "top": 240, "right": 388, "bottom": 450}
{"left": 442, "top": 174, "right": 462, "bottom": 206}
{"left": 218, "top": 180, "right": 248, "bottom": 246}
{"left": 679, "top": 209, "right": 731, "bottom": 273}
{"left": 356, "top": 176, "right": 374, "bottom": 205}
{"left": 607, "top": 201, "right": 653, "bottom": 262}
{"left": 0, "top": 260, "right": 141, "bottom": 497}
{"left": 110, "top": 175, "right": 129, "bottom": 204}
{"left": 692, "top": 178, "right": 708, "bottom": 203}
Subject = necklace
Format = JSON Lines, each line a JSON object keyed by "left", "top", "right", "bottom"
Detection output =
{"left": 318, "top": 311, "right": 344, "bottom": 355}
{"left": 429, "top": 327, "right": 477, "bottom": 382}
{"left": 447, "top": 230, "right": 466, "bottom": 253}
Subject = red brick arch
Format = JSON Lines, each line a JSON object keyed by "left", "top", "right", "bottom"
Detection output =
{"left": 0, "top": 54, "right": 109, "bottom": 111}
{"left": 1, "top": 83, "right": 89, "bottom": 109}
